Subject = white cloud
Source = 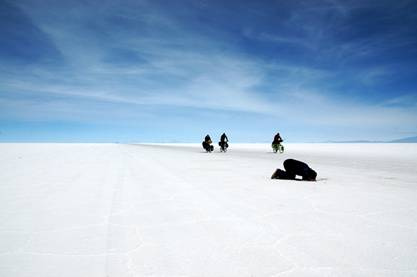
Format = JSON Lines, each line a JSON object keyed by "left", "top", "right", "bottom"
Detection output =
{"left": 2, "top": 0, "right": 416, "bottom": 141}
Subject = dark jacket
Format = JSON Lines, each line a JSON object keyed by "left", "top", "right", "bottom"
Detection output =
{"left": 273, "top": 134, "right": 283, "bottom": 144}
{"left": 283, "top": 159, "right": 317, "bottom": 181}
{"left": 220, "top": 133, "right": 228, "bottom": 143}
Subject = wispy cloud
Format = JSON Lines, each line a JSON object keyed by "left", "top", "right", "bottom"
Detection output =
{"left": 383, "top": 94, "right": 417, "bottom": 107}
{"left": 1, "top": 0, "right": 416, "bottom": 141}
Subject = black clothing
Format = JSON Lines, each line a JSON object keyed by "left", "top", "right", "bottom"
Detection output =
{"left": 220, "top": 133, "right": 228, "bottom": 143}
{"left": 219, "top": 133, "right": 229, "bottom": 151}
{"left": 283, "top": 159, "right": 317, "bottom": 181}
{"left": 202, "top": 141, "right": 214, "bottom": 152}
{"left": 273, "top": 133, "right": 283, "bottom": 144}
{"left": 218, "top": 141, "right": 228, "bottom": 151}
{"left": 203, "top": 134, "right": 213, "bottom": 152}
{"left": 270, "top": 169, "right": 294, "bottom": 179}
{"left": 271, "top": 159, "right": 317, "bottom": 181}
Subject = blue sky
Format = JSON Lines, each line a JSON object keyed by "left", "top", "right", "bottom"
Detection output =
{"left": 1, "top": 0, "right": 417, "bottom": 142}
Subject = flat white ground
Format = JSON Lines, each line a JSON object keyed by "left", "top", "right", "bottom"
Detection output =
{"left": 1, "top": 143, "right": 417, "bottom": 277}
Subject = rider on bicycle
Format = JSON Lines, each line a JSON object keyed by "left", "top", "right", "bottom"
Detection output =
{"left": 202, "top": 134, "right": 214, "bottom": 152}
{"left": 219, "top": 133, "right": 229, "bottom": 152}
{"left": 272, "top": 132, "right": 283, "bottom": 153}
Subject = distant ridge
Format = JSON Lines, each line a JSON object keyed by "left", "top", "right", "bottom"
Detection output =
{"left": 326, "top": 140, "right": 383, "bottom": 143}
{"left": 389, "top": 136, "right": 417, "bottom": 143}
{"left": 326, "top": 136, "right": 417, "bottom": 143}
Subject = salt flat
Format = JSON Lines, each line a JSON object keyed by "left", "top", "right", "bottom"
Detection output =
{"left": 0, "top": 143, "right": 417, "bottom": 277}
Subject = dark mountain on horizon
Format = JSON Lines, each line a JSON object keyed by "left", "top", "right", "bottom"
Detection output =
{"left": 389, "top": 136, "right": 417, "bottom": 143}
{"left": 326, "top": 140, "right": 381, "bottom": 143}
{"left": 326, "top": 136, "right": 417, "bottom": 143}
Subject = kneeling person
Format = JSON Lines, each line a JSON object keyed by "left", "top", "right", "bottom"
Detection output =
{"left": 271, "top": 159, "right": 317, "bottom": 181}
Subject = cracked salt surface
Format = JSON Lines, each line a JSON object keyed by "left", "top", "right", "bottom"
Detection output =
{"left": 0, "top": 143, "right": 417, "bottom": 276}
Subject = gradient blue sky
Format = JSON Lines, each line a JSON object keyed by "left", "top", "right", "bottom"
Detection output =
{"left": 1, "top": 0, "right": 417, "bottom": 142}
